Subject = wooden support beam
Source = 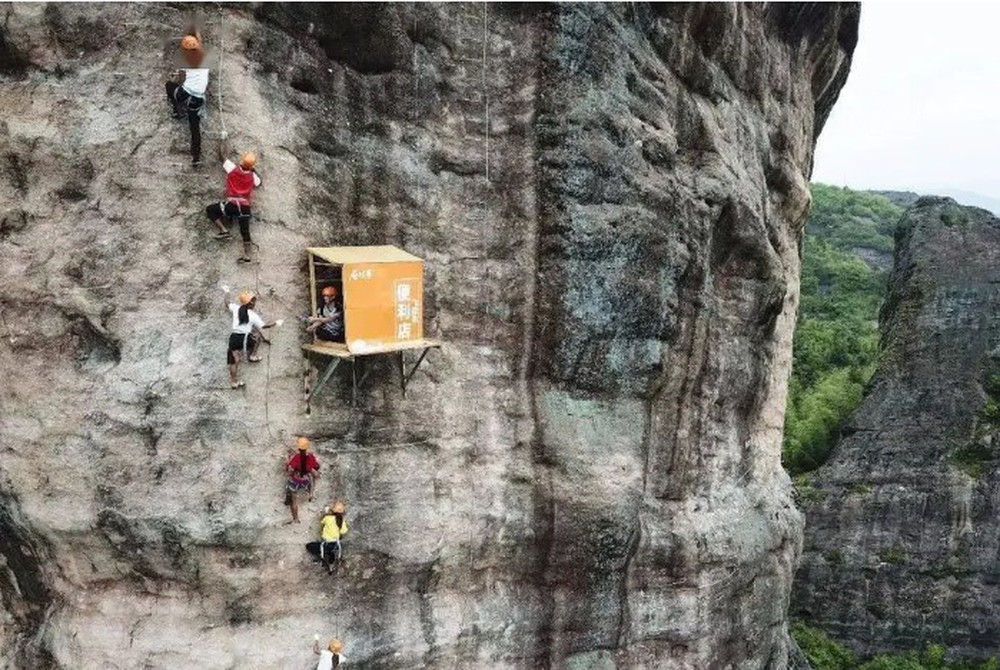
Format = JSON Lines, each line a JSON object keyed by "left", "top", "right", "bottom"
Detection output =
{"left": 308, "top": 357, "right": 342, "bottom": 404}
{"left": 397, "top": 351, "right": 406, "bottom": 397}
{"left": 351, "top": 359, "right": 358, "bottom": 407}
{"left": 402, "top": 347, "right": 432, "bottom": 393}
{"left": 357, "top": 359, "right": 375, "bottom": 388}
{"left": 302, "top": 340, "right": 440, "bottom": 407}
{"left": 308, "top": 252, "right": 318, "bottom": 320}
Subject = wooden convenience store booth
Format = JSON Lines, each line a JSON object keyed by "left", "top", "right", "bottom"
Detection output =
{"left": 302, "top": 245, "right": 441, "bottom": 406}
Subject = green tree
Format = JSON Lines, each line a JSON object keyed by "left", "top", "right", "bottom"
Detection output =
{"left": 783, "top": 185, "right": 902, "bottom": 473}
{"left": 792, "top": 621, "right": 856, "bottom": 670}
{"left": 858, "top": 655, "right": 926, "bottom": 670}
{"left": 792, "top": 624, "right": 1000, "bottom": 670}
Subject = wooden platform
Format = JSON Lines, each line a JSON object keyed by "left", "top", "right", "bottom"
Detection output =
{"left": 302, "top": 338, "right": 442, "bottom": 359}
{"left": 302, "top": 338, "right": 443, "bottom": 406}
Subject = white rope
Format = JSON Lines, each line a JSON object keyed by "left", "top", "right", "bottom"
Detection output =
{"left": 412, "top": 3, "right": 418, "bottom": 122}
{"left": 482, "top": 2, "right": 489, "bottom": 183}
{"left": 258, "top": 264, "right": 279, "bottom": 444}
{"left": 213, "top": 7, "right": 273, "bottom": 439}
{"left": 215, "top": 3, "right": 229, "bottom": 138}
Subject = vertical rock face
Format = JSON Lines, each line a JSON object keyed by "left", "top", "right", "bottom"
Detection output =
{"left": 0, "top": 3, "right": 857, "bottom": 668}
{"left": 794, "top": 198, "right": 1000, "bottom": 657}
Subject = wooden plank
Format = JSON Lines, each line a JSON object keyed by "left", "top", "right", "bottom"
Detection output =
{"left": 349, "top": 338, "right": 442, "bottom": 355}
{"left": 302, "top": 338, "right": 442, "bottom": 360}
{"left": 307, "top": 246, "right": 423, "bottom": 265}
{"left": 302, "top": 343, "right": 353, "bottom": 359}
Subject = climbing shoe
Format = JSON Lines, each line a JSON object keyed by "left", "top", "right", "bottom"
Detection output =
{"left": 213, "top": 231, "right": 231, "bottom": 240}
{"left": 237, "top": 256, "right": 252, "bottom": 264}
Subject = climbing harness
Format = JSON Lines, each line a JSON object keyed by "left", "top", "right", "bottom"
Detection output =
{"left": 240, "top": 331, "right": 251, "bottom": 360}
{"left": 216, "top": 198, "right": 251, "bottom": 219}
{"left": 171, "top": 85, "right": 207, "bottom": 118}
{"left": 319, "top": 539, "right": 343, "bottom": 564}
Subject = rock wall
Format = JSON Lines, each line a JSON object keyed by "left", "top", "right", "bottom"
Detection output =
{"left": 0, "top": 3, "right": 858, "bottom": 668}
{"left": 794, "top": 198, "right": 1000, "bottom": 657}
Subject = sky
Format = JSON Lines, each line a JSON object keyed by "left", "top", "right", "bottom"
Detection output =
{"left": 812, "top": 2, "right": 1000, "bottom": 200}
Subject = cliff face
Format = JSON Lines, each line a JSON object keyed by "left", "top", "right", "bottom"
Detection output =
{"left": 0, "top": 3, "right": 858, "bottom": 668}
{"left": 794, "top": 198, "right": 1000, "bottom": 657}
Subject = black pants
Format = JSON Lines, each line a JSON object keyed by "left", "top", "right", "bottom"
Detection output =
{"left": 227, "top": 331, "right": 259, "bottom": 364}
{"left": 305, "top": 540, "right": 342, "bottom": 566}
{"left": 316, "top": 327, "right": 344, "bottom": 343}
{"left": 206, "top": 201, "right": 252, "bottom": 242}
{"left": 166, "top": 82, "right": 203, "bottom": 162}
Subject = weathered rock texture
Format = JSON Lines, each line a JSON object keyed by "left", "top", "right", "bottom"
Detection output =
{"left": 0, "top": 3, "right": 858, "bottom": 668}
{"left": 794, "top": 198, "right": 1000, "bottom": 658}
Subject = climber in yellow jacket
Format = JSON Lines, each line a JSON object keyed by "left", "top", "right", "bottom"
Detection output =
{"left": 305, "top": 501, "right": 348, "bottom": 574}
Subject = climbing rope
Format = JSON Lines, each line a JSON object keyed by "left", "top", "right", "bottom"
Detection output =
{"left": 214, "top": 3, "right": 229, "bottom": 139}
{"left": 0, "top": 309, "right": 16, "bottom": 345}
{"left": 412, "top": 3, "right": 418, "bottom": 122}
{"left": 211, "top": 7, "right": 275, "bottom": 441}
{"left": 247, "top": 256, "right": 280, "bottom": 446}
{"left": 482, "top": 2, "right": 490, "bottom": 183}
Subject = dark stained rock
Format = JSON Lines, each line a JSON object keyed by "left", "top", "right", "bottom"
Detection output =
{"left": 0, "top": 488, "right": 54, "bottom": 669}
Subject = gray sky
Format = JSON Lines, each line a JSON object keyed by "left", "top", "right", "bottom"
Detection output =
{"left": 812, "top": 2, "right": 1000, "bottom": 198}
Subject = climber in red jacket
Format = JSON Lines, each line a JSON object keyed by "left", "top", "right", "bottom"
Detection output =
{"left": 206, "top": 139, "right": 262, "bottom": 263}
{"left": 285, "top": 437, "right": 320, "bottom": 524}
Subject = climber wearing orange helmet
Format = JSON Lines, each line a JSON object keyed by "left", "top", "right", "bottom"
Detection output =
{"left": 306, "top": 285, "right": 344, "bottom": 343}
{"left": 285, "top": 437, "right": 321, "bottom": 524}
{"left": 320, "top": 501, "right": 348, "bottom": 572}
{"left": 207, "top": 139, "right": 263, "bottom": 264}
{"left": 222, "top": 286, "right": 277, "bottom": 388}
{"left": 305, "top": 500, "right": 348, "bottom": 572}
{"left": 166, "top": 28, "right": 208, "bottom": 166}
{"left": 311, "top": 637, "right": 345, "bottom": 669}
{"left": 181, "top": 34, "right": 201, "bottom": 52}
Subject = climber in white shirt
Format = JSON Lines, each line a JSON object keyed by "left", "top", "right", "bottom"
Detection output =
{"left": 221, "top": 287, "right": 280, "bottom": 388}
{"left": 165, "top": 30, "right": 209, "bottom": 165}
{"left": 313, "top": 636, "right": 346, "bottom": 669}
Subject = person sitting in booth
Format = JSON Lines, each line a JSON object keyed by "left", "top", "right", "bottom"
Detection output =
{"left": 306, "top": 285, "right": 344, "bottom": 343}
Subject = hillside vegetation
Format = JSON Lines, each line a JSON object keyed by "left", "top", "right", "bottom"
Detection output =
{"left": 793, "top": 623, "right": 1000, "bottom": 670}
{"left": 784, "top": 185, "right": 902, "bottom": 473}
